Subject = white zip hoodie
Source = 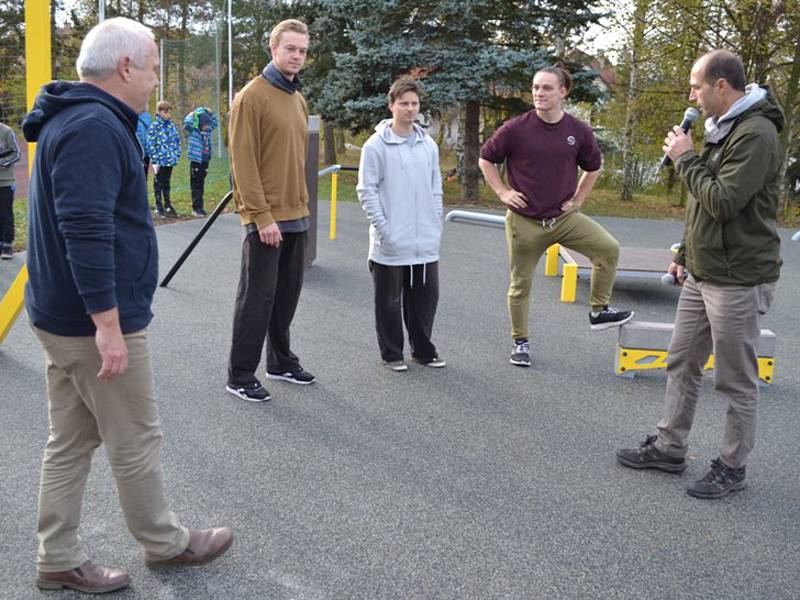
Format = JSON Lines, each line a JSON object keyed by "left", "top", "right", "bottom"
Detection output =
{"left": 357, "top": 119, "right": 443, "bottom": 267}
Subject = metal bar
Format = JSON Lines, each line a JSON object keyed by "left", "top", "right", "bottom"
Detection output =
{"left": 159, "top": 191, "right": 233, "bottom": 288}
{"left": 317, "top": 164, "right": 341, "bottom": 177}
{"left": 215, "top": 19, "right": 223, "bottom": 158}
{"left": 444, "top": 209, "right": 505, "bottom": 228}
{"left": 227, "top": 0, "right": 233, "bottom": 111}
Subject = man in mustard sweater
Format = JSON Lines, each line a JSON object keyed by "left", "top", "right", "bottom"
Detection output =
{"left": 226, "top": 19, "right": 316, "bottom": 402}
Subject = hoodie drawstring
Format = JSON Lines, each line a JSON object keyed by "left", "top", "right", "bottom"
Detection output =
{"left": 408, "top": 263, "right": 428, "bottom": 289}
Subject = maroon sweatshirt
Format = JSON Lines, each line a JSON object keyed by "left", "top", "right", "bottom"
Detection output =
{"left": 480, "top": 110, "right": 602, "bottom": 219}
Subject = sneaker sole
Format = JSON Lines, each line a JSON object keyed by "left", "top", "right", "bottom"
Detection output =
{"left": 384, "top": 364, "right": 408, "bottom": 371}
{"left": 225, "top": 385, "right": 271, "bottom": 402}
{"left": 590, "top": 312, "right": 635, "bottom": 331}
{"left": 686, "top": 481, "right": 747, "bottom": 499}
{"left": 616, "top": 454, "right": 687, "bottom": 473}
{"left": 37, "top": 579, "right": 130, "bottom": 593}
{"left": 266, "top": 373, "right": 316, "bottom": 385}
{"left": 510, "top": 358, "right": 531, "bottom": 367}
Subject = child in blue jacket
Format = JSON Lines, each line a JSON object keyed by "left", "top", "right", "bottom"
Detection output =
{"left": 146, "top": 100, "right": 181, "bottom": 217}
{"left": 184, "top": 107, "right": 219, "bottom": 217}
{"left": 136, "top": 110, "right": 152, "bottom": 180}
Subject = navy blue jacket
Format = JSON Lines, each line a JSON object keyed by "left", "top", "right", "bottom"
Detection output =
{"left": 23, "top": 81, "right": 158, "bottom": 336}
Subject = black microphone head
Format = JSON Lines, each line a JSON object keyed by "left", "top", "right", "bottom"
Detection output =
{"left": 682, "top": 107, "right": 700, "bottom": 127}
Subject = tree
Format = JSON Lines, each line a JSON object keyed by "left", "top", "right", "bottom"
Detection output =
{"left": 314, "top": 0, "right": 603, "bottom": 202}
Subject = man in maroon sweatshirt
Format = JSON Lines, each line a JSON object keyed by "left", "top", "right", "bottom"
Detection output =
{"left": 479, "top": 66, "right": 633, "bottom": 368}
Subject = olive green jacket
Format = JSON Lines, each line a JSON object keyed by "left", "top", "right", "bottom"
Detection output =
{"left": 674, "top": 88, "right": 783, "bottom": 286}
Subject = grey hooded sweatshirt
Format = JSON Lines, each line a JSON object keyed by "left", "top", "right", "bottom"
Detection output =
{"left": 357, "top": 119, "right": 443, "bottom": 267}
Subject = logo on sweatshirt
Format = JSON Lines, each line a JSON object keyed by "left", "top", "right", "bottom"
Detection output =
{"left": 566, "top": 136, "right": 576, "bottom": 146}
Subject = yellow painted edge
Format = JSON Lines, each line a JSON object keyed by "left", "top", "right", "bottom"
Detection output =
{"left": 616, "top": 346, "right": 775, "bottom": 384}
{"left": 544, "top": 244, "right": 560, "bottom": 276}
{"left": 0, "top": 265, "right": 29, "bottom": 344}
{"left": 560, "top": 263, "right": 577, "bottom": 302}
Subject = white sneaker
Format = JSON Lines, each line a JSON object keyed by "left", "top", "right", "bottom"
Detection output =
{"left": 384, "top": 360, "right": 408, "bottom": 372}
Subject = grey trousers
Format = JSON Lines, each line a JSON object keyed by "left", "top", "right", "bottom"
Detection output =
{"left": 33, "top": 327, "right": 189, "bottom": 571}
{"left": 654, "top": 276, "right": 776, "bottom": 469}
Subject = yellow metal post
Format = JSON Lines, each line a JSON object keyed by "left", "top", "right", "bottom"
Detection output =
{"left": 544, "top": 244, "right": 560, "bottom": 276}
{"left": 329, "top": 171, "right": 338, "bottom": 240}
{"left": 0, "top": 0, "right": 51, "bottom": 345}
{"left": 560, "top": 263, "right": 577, "bottom": 302}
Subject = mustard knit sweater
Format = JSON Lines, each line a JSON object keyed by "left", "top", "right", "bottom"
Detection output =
{"left": 229, "top": 76, "right": 309, "bottom": 228}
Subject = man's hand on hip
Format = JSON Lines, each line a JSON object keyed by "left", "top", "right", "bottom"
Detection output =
{"left": 259, "top": 222, "right": 283, "bottom": 247}
{"left": 499, "top": 188, "right": 527, "bottom": 210}
{"left": 90, "top": 308, "right": 128, "bottom": 381}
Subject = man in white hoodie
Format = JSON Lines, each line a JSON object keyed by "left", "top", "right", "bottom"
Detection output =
{"left": 357, "top": 76, "right": 445, "bottom": 372}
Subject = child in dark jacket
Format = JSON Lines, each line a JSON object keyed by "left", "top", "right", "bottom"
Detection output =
{"left": 146, "top": 100, "right": 181, "bottom": 218}
{"left": 183, "top": 107, "right": 219, "bottom": 217}
{"left": 0, "top": 121, "right": 21, "bottom": 259}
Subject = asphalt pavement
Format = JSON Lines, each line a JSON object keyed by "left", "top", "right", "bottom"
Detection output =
{"left": 1, "top": 201, "right": 799, "bottom": 599}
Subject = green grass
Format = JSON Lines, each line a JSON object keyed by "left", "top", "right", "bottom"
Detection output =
{"left": 9, "top": 149, "right": 800, "bottom": 252}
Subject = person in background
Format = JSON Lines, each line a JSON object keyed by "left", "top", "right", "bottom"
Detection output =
{"left": 146, "top": 100, "right": 181, "bottom": 218}
{"left": 136, "top": 109, "right": 152, "bottom": 179}
{"left": 184, "top": 107, "right": 219, "bottom": 217}
{"left": 357, "top": 76, "right": 445, "bottom": 372}
{"left": 0, "top": 117, "right": 21, "bottom": 260}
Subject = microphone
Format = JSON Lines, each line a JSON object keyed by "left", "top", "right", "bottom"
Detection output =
{"left": 659, "top": 107, "right": 701, "bottom": 169}
{"left": 661, "top": 271, "right": 690, "bottom": 286}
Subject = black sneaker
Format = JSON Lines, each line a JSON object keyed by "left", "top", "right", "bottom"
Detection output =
{"left": 0, "top": 244, "right": 12, "bottom": 260}
{"left": 165, "top": 205, "right": 179, "bottom": 218}
{"left": 616, "top": 434, "right": 687, "bottom": 473}
{"left": 411, "top": 354, "right": 446, "bottom": 368}
{"left": 225, "top": 381, "right": 271, "bottom": 402}
{"left": 686, "top": 458, "right": 746, "bottom": 499}
{"left": 589, "top": 306, "right": 634, "bottom": 331}
{"left": 192, "top": 210, "right": 207, "bottom": 218}
{"left": 510, "top": 339, "right": 531, "bottom": 367}
{"left": 266, "top": 369, "right": 316, "bottom": 385}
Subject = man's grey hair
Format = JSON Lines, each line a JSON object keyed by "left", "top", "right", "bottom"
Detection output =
{"left": 76, "top": 17, "right": 155, "bottom": 79}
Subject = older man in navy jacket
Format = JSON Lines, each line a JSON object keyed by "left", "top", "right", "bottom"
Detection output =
{"left": 23, "top": 17, "right": 231, "bottom": 594}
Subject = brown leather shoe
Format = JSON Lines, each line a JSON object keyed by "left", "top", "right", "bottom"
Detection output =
{"left": 37, "top": 561, "right": 130, "bottom": 593}
{"left": 145, "top": 527, "right": 233, "bottom": 567}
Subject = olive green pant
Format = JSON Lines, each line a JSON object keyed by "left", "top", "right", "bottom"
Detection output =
{"left": 505, "top": 209, "right": 620, "bottom": 340}
{"left": 33, "top": 326, "right": 189, "bottom": 572}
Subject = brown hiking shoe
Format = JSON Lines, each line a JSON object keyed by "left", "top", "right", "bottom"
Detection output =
{"left": 145, "top": 527, "right": 234, "bottom": 567}
{"left": 37, "top": 561, "right": 130, "bottom": 594}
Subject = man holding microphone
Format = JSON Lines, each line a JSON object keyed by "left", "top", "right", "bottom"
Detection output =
{"left": 617, "top": 50, "right": 783, "bottom": 499}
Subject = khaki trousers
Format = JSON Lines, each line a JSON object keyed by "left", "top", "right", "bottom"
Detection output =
{"left": 505, "top": 209, "right": 620, "bottom": 340}
{"left": 33, "top": 326, "right": 189, "bottom": 572}
{"left": 654, "top": 277, "right": 776, "bottom": 469}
